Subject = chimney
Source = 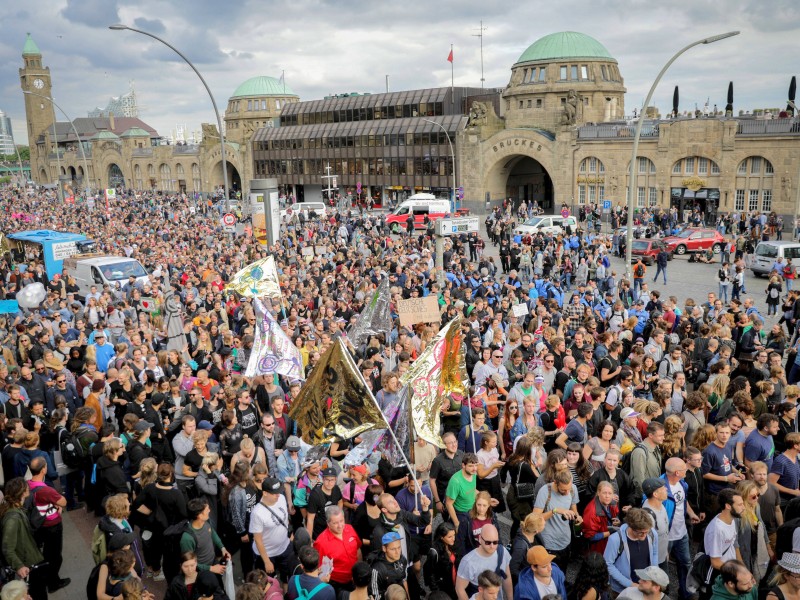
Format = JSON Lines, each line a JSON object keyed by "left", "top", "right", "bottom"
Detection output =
{"left": 109, "top": 112, "right": 115, "bottom": 132}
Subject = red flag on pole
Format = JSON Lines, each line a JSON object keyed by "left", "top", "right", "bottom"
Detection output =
{"left": 447, "top": 48, "right": 453, "bottom": 63}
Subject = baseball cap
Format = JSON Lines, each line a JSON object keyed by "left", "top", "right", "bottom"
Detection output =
{"left": 642, "top": 477, "right": 666, "bottom": 497}
{"left": 107, "top": 531, "right": 136, "bottom": 551}
{"left": 620, "top": 407, "right": 640, "bottom": 420}
{"left": 321, "top": 467, "right": 337, "bottom": 478}
{"left": 133, "top": 421, "right": 154, "bottom": 432}
{"left": 381, "top": 531, "right": 401, "bottom": 545}
{"left": 262, "top": 478, "right": 282, "bottom": 494}
{"left": 196, "top": 420, "right": 214, "bottom": 431}
{"left": 350, "top": 464, "right": 368, "bottom": 475}
{"left": 526, "top": 545, "right": 556, "bottom": 566}
{"left": 285, "top": 435, "right": 302, "bottom": 452}
{"left": 210, "top": 385, "right": 222, "bottom": 396}
{"left": 635, "top": 566, "right": 669, "bottom": 588}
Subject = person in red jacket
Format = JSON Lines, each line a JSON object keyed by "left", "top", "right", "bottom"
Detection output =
{"left": 582, "top": 481, "right": 620, "bottom": 554}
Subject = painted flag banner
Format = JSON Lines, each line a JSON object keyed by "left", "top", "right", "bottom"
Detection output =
{"left": 139, "top": 296, "right": 159, "bottom": 314}
{"left": 400, "top": 316, "right": 469, "bottom": 448}
{"left": 224, "top": 255, "right": 281, "bottom": 299}
{"left": 343, "top": 384, "right": 410, "bottom": 468}
{"left": 246, "top": 298, "right": 305, "bottom": 381}
{"left": 289, "top": 338, "right": 388, "bottom": 445}
{"left": 348, "top": 278, "right": 391, "bottom": 349}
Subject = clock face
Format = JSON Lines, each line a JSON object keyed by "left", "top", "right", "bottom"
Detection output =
{"left": 33, "top": 78, "right": 44, "bottom": 89}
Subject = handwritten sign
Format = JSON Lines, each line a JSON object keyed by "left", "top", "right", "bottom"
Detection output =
{"left": 397, "top": 296, "right": 440, "bottom": 327}
{"left": 315, "top": 245, "right": 328, "bottom": 256}
{"left": 300, "top": 247, "right": 314, "bottom": 257}
{"left": 512, "top": 303, "right": 529, "bottom": 317}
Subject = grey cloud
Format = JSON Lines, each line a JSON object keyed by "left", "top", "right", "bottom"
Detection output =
{"left": 60, "top": 0, "right": 120, "bottom": 27}
{"left": 132, "top": 17, "right": 166, "bottom": 34}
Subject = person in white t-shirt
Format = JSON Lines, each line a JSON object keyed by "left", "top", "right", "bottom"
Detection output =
{"left": 250, "top": 477, "right": 300, "bottom": 582}
{"left": 704, "top": 488, "right": 745, "bottom": 574}
{"left": 662, "top": 458, "right": 703, "bottom": 600}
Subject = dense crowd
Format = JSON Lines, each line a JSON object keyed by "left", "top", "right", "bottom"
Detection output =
{"left": 0, "top": 188, "right": 799, "bottom": 600}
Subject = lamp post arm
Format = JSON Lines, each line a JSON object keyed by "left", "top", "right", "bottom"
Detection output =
{"left": 111, "top": 25, "right": 230, "bottom": 207}
{"left": 624, "top": 32, "right": 739, "bottom": 279}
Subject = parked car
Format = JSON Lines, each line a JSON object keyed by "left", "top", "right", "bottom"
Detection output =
{"left": 514, "top": 215, "right": 578, "bottom": 236}
{"left": 280, "top": 201, "right": 328, "bottom": 220}
{"left": 751, "top": 241, "right": 800, "bottom": 277}
{"left": 629, "top": 239, "right": 673, "bottom": 265}
{"left": 662, "top": 228, "right": 725, "bottom": 255}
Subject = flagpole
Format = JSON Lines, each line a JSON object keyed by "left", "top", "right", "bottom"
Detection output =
{"left": 375, "top": 389, "right": 422, "bottom": 512}
{"left": 450, "top": 43, "right": 454, "bottom": 104}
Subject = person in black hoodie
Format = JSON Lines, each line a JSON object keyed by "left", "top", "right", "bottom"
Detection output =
{"left": 96, "top": 437, "right": 129, "bottom": 511}
{"left": 126, "top": 421, "right": 153, "bottom": 480}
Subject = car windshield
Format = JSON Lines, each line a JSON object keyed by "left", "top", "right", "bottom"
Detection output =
{"left": 672, "top": 230, "right": 694, "bottom": 239}
{"left": 523, "top": 217, "right": 543, "bottom": 227}
{"left": 100, "top": 261, "right": 148, "bottom": 281}
{"left": 631, "top": 241, "right": 649, "bottom": 250}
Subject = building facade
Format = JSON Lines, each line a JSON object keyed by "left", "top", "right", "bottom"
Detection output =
{"left": 19, "top": 34, "right": 298, "bottom": 197}
{"left": 0, "top": 111, "right": 15, "bottom": 156}
{"left": 248, "top": 30, "right": 800, "bottom": 220}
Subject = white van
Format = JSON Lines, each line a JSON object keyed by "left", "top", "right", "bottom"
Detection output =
{"left": 386, "top": 195, "right": 451, "bottom": 230}
{"left": 63, "top": 255, "right": 150, "bottom": 297}
{"left": 281, "top": 202, "right": 327, "bottom": 220}
{"left": 751, "top": 241, "right": 800, "bottom": 277}
{"left": 514, "top": 215, "right": 578, "bottom": 236}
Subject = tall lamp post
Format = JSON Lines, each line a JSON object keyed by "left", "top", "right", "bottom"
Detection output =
{"left": 109, "top": 24, "right": 230, "bottom": 208}
{"left": 787, "top": 99, "right": 800, "bottom": 240}
{"left": 23, "top": 90, "right": 91, "bottom": 200}
{"left": 422, "top": 118, "right": 457, "bottom": 209}
{"left": 624, "top": 31, "right": 739, "bottom": 279}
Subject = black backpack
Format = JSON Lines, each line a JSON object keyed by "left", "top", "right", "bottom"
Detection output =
{"left": 634, "top": 264, "right": 645, "bottom": 278}
{"left": 86, "top": 561, "right": 104, "bottom": 600}
{"left": 60, "top": 427, "right": 87, "bottom": 469}
{"left": 162, "top": 520, "right": 198, "bottom": 584}
{"left": 620, "top": 443, "right": 648, "bottom": 475}
{"left": 776, "top": 517, "right": 800, "bottom": 561}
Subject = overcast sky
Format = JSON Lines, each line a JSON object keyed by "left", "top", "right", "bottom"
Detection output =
{"left": 2, "top": 0, "right": 799, "bottom": 145}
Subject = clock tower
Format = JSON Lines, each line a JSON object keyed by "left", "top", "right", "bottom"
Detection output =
{"left": 19, "top": 33, "right": 54, "bottom": 184}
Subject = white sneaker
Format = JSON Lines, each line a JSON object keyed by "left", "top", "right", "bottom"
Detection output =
{"left": 152, "top": 571, "right": 166, "bottom": 582}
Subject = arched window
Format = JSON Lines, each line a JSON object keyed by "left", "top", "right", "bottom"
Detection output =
{"left": 577, "top": 157, "right": 605, "bottom": 205}
{"left": 175, "top": 163, "right": 185, "bottom": 176}
{"left": 159, "top": 163, "right": 172, "bottom": 191}
{"left": 134, "top": 164, "right": 143, "bottom": 190}
{"left": 627, "top": 157, "right": 658, "bottom": 208}
{"left": 735, "top": 157, "right": 774, "bottom": 212}
{"left": 147, "top": 164, "right": 155, "bottom": 177}
{"left": 191, "top": 163, "right": 201, "bottom": 192}
{"left": 672, "top": 156, "right": 720, "bottom": 176}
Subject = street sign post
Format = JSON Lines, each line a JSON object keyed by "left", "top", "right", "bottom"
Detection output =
{"left": 436, "top": 216, "right": 480, "bottom": 236}
{"left": 602, "top": 200, "right": 612, "bottom": 213}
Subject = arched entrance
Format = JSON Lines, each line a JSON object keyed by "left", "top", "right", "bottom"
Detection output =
{"left": 485, "top": 154, "right": 555, "bottom": 213}
{"left": 68, "top": 166, "right": 77, "bottom": 181}
{"left": 39, "top": 168, "right": 47, "bottom": 182}
{"left": 108, "top": 164, "right": 125, "bottom": 188}
{"left": 211, "top": 161, "right": 242, "bottom": 197}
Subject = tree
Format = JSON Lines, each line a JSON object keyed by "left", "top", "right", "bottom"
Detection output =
{"left": 1, "top": 146, "right": 29, "bottom": 162}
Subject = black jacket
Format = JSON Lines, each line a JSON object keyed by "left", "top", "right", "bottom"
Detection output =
{"left": 126, "top": 439, "right": 152, "bottom": 477}
{"left": 96, "top": 455, "right": 129, "bottom": 498}
{"left": 369, "top": 553, "right": 409, "bottom": 600}
{"left": 425, "top": 543, "right": 459, "bottom": 598}
{"left": 370, "top": 508, "right": 431, "bottom": 563}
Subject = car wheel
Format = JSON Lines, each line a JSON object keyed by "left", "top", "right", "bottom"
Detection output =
{"left": 712, "top": 244, "right": 721, "bottom": 254}
{"left": 675, "top": 245, "right": 687, "bottom": 255}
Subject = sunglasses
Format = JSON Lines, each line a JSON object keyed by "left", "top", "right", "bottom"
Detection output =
{"left": 481, "top": 538, "right": 500, "bottom": 546}
{"left": 508, "top": 406, "right": 518, "bottom": 411}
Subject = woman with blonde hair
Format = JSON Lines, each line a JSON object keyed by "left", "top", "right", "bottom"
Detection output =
{"left": 195, "top": 452, "right": 225, "bottom": 528}
{"left": 509, "top": 512, "right": 545, "bottom": 585}
{"left": 661, "top": 415, "right": 685, "bottom": 465}
{"left": 708, "top": 374, "right": 730, "bottom": 420}
{"left": 735, "top": 479, "right": 773, "bottom": 583}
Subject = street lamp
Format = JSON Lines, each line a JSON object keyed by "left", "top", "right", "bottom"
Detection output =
{"left": 23, "top": 90, "right": 91, "bottom": 201}
{"left": 625, "top": 31, "right": 739, "bottom": 278}
{"left": 109, "top": 24, "right": 230, "bottom": 208}
{"left": 422, "top": 118, "right": 457, "bottom": 210}
{"left": 787, "top": 99, "right": 800, "bottom": 240}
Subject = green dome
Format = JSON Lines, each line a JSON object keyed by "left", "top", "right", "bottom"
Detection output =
{"left": 231, "top": 76, "right": 296, "bottom": 98}
{"left": 90, "top": 130, "right": 120, "bottom": 141}
{"left": 120, "top": 127, "right": 150, "bottom": 138}
{"left": 22, "top": 33, "right": 41, "bottom": 56}
{"left": 515, "top": 31, "right": 614, "bottom": 64}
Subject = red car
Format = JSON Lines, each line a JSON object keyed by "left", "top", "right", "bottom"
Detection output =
{"left": 629, "top": 239, "right": 673, "bottom": 265}
{"left": 662, "top": 228, "right": 726, "bottom": 255}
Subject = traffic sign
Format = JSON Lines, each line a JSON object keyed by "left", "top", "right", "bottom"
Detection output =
{"left": 602, "top": 200, "right": 612, "bottom": 213}
{"left": 436, "top": 216, "right": 480, "bottom": 236}
{"left": 356, "top": 182, "right": 362, "bottom": 194}
{"left": 222, "top": 213, "right": 237, "bottom": 226}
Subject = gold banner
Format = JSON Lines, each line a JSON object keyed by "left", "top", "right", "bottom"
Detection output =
{"left": 289, "top": 338, "right": 388, "bottom": 445}
{"left": 224, "top": 256, "right": 281, "bottom": 299}
{"left": 400, "top": 316, "right": 470, "bottom": 448}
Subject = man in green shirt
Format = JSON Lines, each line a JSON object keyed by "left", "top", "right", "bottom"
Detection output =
{"left": 445, "top": 452, "right": 479, "bottom": 529}
{"left": 180, "top": 497, "right": 231, "bottom": 574}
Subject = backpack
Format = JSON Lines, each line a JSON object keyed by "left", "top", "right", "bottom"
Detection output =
{"left": 770, "top": 287, "right": 779, "bottom": 299}
{"left": 91, "top": 524, "right": 107, "bottom": 565}
{"left": 23, "top": 486, "right": 50, "bottom": 532}
{"left": 60, "top": 427, "right": 87, "bottom": 468}
{"left": 162, "top": 520, "right": 198, "bottom": 584}
{"left": 86, "top": 561, "right": 104, "bottom": 600}
{"left": 634, "top": 264, "right": 645, "bottom": 278}
{"left": 291, "top": 577, "right": 331, "bottom": 600}
{"left": 465, "top": 545, "right": 506, "bottom": 596}
{"left": 620, "top": 443, "right": 648, "bottom": 475}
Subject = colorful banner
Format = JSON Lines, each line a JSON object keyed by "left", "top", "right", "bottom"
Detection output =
{"left": 0, "top": 300, "right": 20, "bottom": 315}
{"left": 400, "top": 316, "right": 470, "bottom": 448}
{"left": 348, "top": 278, "right": 391, "bottom": 349}
{"left": 344, "top": 384, "right": 410, "bottom": 468}
{"left": 288, "top": 338, "right": 388, "bottom": 445}
{"left": 224, "top": 256, "right": 281, "bottom": 299}
{"left": 246, "top": 298, "right": 305, "bottom": 381}
{"left": 138, "top": 297, "right": 159, "bottom": 314}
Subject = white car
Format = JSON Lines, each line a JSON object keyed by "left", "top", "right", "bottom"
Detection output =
{"left": 280, "top": 202, "right": 328, "bottom": 220}
{"left": 514, "top": 215, "right": 578, "bottom": 236}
